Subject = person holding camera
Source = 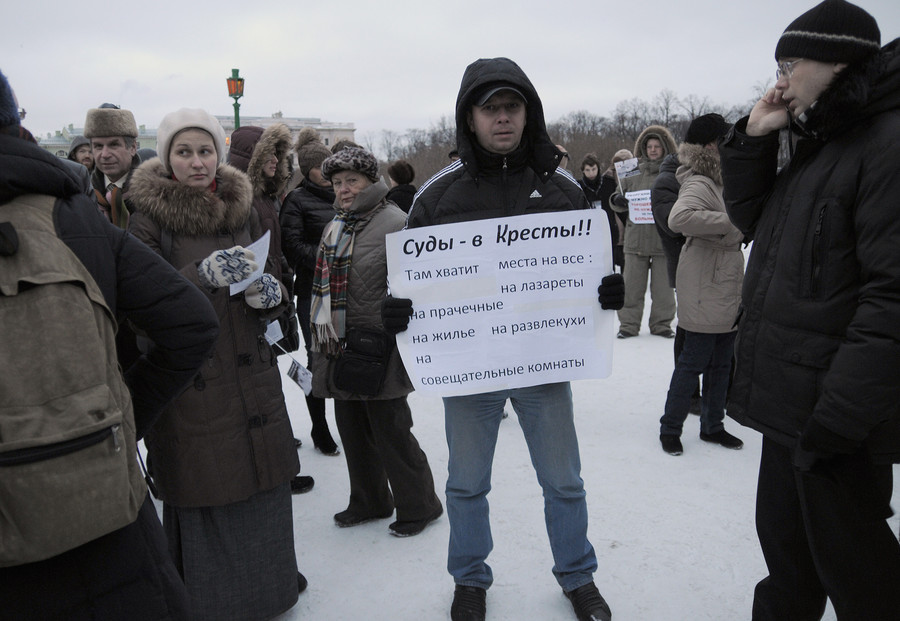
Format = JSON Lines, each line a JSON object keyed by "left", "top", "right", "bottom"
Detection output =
{"left": 309, "top": 146, "right": 443, "bottom": 537}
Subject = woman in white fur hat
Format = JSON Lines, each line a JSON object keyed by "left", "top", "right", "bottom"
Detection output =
{"left": 127, "top": 108, "right": 303, "bottom": 621}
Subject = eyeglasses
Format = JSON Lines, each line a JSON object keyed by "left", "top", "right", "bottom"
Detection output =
{"left": 776, "top": 59, "right": 805, "bottom": 80}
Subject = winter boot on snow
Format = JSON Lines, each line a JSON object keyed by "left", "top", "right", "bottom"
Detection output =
{"left": 565, "top": 582, "right": 612, "bottom": 621}
{"left": 451, "top": 585, "right": 486, "bottom": 621}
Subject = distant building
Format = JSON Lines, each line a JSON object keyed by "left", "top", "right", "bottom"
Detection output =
{"left": 38, "top": 113, "right": 356, "bottom": 162}
{"left": 38, "top": 123, "right": 157, "bottom": 157}
{"left": 216, "top": 112, "right": 356, "bottom": 151}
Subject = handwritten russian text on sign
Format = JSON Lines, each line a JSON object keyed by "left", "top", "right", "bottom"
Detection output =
{"left": 385, "top": 210, "right": 614, "bottom": 397}
{"left": 625, "top": 189, "right": 654, "bottom": 224}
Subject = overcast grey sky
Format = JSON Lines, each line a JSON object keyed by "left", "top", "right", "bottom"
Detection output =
{"left": 6, "top": 0, "right": 899, "bottom": 146}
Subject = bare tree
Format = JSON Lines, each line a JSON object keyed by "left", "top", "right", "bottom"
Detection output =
{"left": 653, "top": 89, "right": 681, "bottom": 128}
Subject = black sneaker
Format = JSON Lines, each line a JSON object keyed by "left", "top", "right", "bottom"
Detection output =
{"left": 293, "top": 437, "right": 302, "bottom": 449}
{"left": 451, "top": 585, "right": 486, "bottom": 621}
{"left": 660, "top": 434, "right": 683, "bottom": 456}
{"left": 565, "top": 582, "right": 612, "bottom": 621}
{"left": 297, "top": 572, "right": 308, "bottom": 594}
{"left": 333, "top": 508, "right": 393, "bottom": 528}
{"left": 389, "top": 504, "right": 443, "bottom": 537}
{"left": 700, "top": 430, "right": 743, "bottom": 449}
{"left": 616, "top": 330, "right": 637, "bottom": 339}
{"left": 653, "top": 329, "right": 676, "bottom": 338}
{"left": 290, "top": 475, "right": 314, "bottom": 494}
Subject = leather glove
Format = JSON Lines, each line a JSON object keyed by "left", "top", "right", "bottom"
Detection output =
{"left": 598, "top": 273, "right": 625, "bottom": 310}
{"left": 382, "top": 296, "right": 414, "bottom": 335}
{"left": 244, "top": 273, "right": 283, "bottom": 309}
{"left": 611, "top": 194, "right": 629, "bottom": 209}
{"left": 197, "top": 246, "right": 258, "bottom": 288}
{"left": 792, "top": 417, "right": 860, "bottom": 472}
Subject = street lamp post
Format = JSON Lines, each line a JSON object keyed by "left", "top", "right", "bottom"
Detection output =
{"left": 226, "top": 68, "right": 244, "bottom": 130}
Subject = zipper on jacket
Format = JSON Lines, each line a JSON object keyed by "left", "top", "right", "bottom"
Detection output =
{"left": 0, "top": 424, "right": 120, "bottom": 467}
{"left": 810, "top": 204, "right": 826, "bottom": 295}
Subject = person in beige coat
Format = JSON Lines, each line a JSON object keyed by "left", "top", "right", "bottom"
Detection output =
{"left": 657, "top": 139, "right": 744, "bottom": 456}
{"left": 610, "top": 125, "right": 677, "bottom": 338}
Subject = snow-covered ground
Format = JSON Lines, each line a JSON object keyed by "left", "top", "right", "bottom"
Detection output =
{"left": 253, "top": 324, "right": 900, "bottom": 621}
{"left": 148, "top": 308, "right": 900, "bottom": 621}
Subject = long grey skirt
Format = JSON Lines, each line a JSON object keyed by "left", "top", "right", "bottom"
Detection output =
{"left": 164, "top": 483, "right": 298, "bottom": 621}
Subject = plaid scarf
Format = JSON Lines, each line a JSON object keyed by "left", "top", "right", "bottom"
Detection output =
{"left": 310, "top": 211, "right": 358, "bottom": 355}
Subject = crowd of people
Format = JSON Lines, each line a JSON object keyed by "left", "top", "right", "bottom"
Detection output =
{"left": 1, "top": 0, "right": 898, "bottom": 619}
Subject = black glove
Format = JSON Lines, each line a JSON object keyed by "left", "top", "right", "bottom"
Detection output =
{"left": 598, "top": 274, "right": 624, "bottom": 310}
{"left": 381, "top": 296, "right": 414, "bottom": 335}
{"left": 611, "top": 194, "right": 629, "bottom": 209}
{"left": 792, "top": 417, "right": 860, "bottom": 472}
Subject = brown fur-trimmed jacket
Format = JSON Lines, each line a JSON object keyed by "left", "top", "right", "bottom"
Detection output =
{"left": 127, "top": 159, "right": 299, "bottom": 507}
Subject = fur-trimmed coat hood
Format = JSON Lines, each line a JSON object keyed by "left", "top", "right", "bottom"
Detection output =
{"left": 675, "top": 143, "right": 722, "bottom": 186}
{"left": 633, "top": 124, "right": 677, "bottom": 161}
{"left": 127, "top": 158, "right": 253, "bottom": 236}
{"left": 237, "top": 124, "right": 293, "bottom": 198}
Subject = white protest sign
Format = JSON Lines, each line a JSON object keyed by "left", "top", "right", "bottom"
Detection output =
{"left": 614, "top": 157, "right": 640, "bottom": 181}
{"left": 625, "top": 189, "right": 654, "bottom": 224}
{"left": 385, "top": 210, "right": 615, "bottom": 397}
{"left": 230, "top": 230, "right": 270, "bottom": 296}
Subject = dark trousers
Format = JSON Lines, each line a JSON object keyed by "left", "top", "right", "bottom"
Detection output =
{"left": 297, "top": 292, "right": 330, "bottom": 439}
{"left": 660, "top": 330, "right": 735, "bottom": 436}
{"left": 674, "top": 326, "right": 701, "bottom": 399}
{"left": 753, "top": 438, "right": 900, "bottom": 621}
{"left": 334, "top": 397, "right": 441, "bottom": 522}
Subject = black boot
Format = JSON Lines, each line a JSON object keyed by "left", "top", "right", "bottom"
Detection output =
{"left": 307, "top": 395, "right": 339, "bottom": 455}
{"left": 451, "top": 585, "right": 486, "bottom": 621}
{"left": 565, "top": 582, "right": 611, "bottom": 621}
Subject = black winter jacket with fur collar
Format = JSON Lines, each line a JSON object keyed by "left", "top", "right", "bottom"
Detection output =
{"left": 720, "top": 39, "right": 900, "bottom": 462}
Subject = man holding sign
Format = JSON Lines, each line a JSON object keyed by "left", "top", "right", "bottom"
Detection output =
{"left": 609, "top": 125, "right": 677, "bottom": 339}
{"left": 383, "top": 57, "right": 623, "bottom": 621}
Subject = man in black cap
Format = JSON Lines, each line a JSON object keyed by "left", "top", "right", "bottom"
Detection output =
{"left": 719, "top": 1, "right": 900, "bottom": 618}
{"left": 384, "top": 57, "right": 623, "bottom": 621}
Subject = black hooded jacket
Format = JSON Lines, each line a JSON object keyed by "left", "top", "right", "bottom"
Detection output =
{"left": 407, "top": 57, "right": 591, "bottom": 228}
{"left": 720, "top": 39, "right": 900, "bottom": 462}
{"left": 0, "top": 129, "right": 218, "bottom": 619}
{"left": 650, "top": 152, "right": 685, "bottom": 288}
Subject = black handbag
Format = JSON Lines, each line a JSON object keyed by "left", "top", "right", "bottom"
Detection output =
{"left": 332, "top": 328, "right": 391, "bottom": 396}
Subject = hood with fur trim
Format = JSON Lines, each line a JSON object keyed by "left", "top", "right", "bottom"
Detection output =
{"left": 228, "top": 123, "right": 292, "bottom": 198}
{"left": 633, "top": 124, "right": 677, "bottom": 161}
{"left": 127, "top": 158, "right": 253, "bottom": 237}
{"left": 675, "top": 143, "right": 722, "bottom": 186}
{"left": 454, "top": 57, "right": 563, "bottom": 181}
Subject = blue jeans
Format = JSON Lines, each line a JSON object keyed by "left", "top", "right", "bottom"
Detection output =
{"left": 443, "top": 382, "right": 597, "bottom": 591}
{"left": 660, "top": 330, "right": 736, "bottom": 436}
